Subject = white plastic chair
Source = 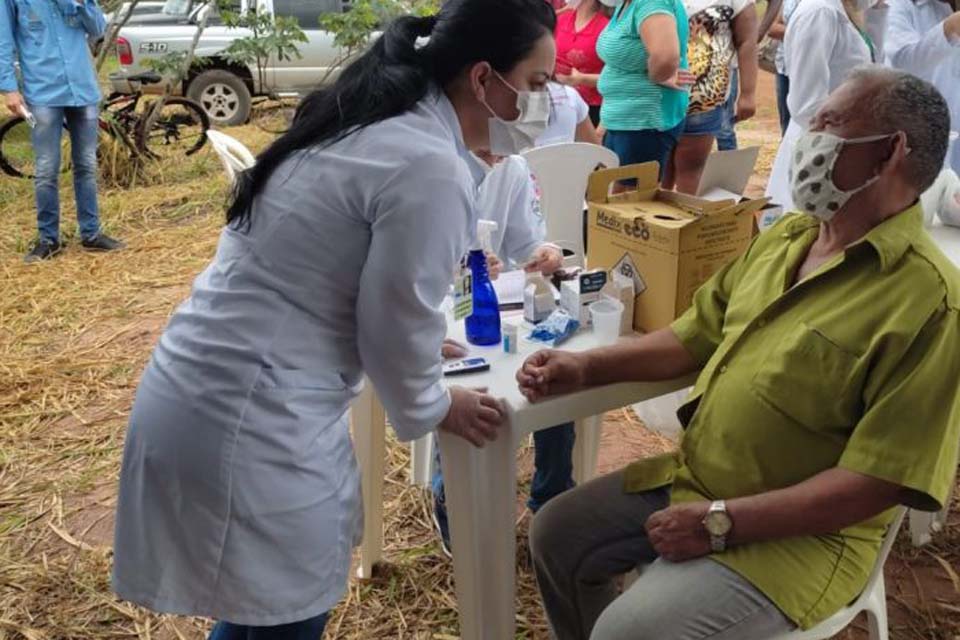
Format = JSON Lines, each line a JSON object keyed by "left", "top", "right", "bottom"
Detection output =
{"left": 521, "top": 142, "right": 620, "bottom": 266}
{"left": 769, "top": 507, "right": 906, "bottom": 640}
{"left": 205, "top": 129, "right": 255, "bottom": 184}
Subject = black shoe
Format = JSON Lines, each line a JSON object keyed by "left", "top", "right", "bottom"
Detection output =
{"left": 81, "top": 234, "right": 126, "bottom": 252}
{"left": 432, "top": 495, "right": 453, "bottom": 558}
{"left": 23, "top": 239, "right": 64, "bottom": 263}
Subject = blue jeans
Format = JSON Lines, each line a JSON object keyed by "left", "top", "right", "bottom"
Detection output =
{"left": 776, "top": 73, "right": 791, "bottom": 136}
{"left": 208, "top": 611, "right": 328, "bottom": 639}
{"left": 603, "top": 124, "right": 684, "bottom": 183}
{"left": 716, "top": 68, "right": 739, "bottom": 151}
{"left": 31, "top": 104, "right": 101, "bottom": 243}
{"left": 432, "top": 422, "right": 576, "bottom": 513}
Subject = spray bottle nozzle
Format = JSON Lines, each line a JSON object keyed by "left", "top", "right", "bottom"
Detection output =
{"left": 477, "top": 220, "right": 498, "bottom": 254}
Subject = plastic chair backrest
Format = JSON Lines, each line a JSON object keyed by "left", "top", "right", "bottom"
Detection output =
{"left": 865, "top": 507, "right": 906, "bottom": 593}
{"left": 206, "top": 129, "right": 256, "bottom": 184}
{"left": 521, "top": 142, "right": 620, "bottom": 265}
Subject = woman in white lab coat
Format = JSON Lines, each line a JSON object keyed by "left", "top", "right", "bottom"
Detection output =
{"left": 110, "top": 0, "right": 557, "bottom": 636}
{"left": 765, "top": 0, "right": 878, "bottom": 208}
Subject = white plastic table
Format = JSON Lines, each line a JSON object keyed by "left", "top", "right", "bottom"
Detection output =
{"left": 350, "top": 311, "right": 696, "bottom": 638}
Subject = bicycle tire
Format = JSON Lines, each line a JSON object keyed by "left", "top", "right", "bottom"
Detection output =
{"left": 0, "top": 117, "right": 30, "bottom": 178}
{"left": 0, "top": 117, "right": 74, "bottom": 179}
{"left": 135, "top": 97, "right": 210, "bottom": 160}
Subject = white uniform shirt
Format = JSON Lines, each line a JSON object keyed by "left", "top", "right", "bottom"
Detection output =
{"left": 766, "top": 0, "right": 873, "bottom": 207}
{"left": 478, "top": 156, "right": 547, "bottom": 267}
{"left": 112, "top": 91, "right": 482, "bottom": 625}
{"left": 536, "top": 82, "right": 589, "bottom": 146}
{"left": 885, "top": 0, "right": 960, "bottom": 173}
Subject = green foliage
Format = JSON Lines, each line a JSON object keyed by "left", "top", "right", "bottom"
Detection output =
{"left": 218, "top": 2, "right": 308, "bottom": 90}
{"left": 144, "top": 51, "right": 210, "bottom": 80}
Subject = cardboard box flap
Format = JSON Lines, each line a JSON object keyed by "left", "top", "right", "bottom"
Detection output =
{"left": 696, "top": 147, "right": 761, "bottom": 200}
{"left": 587, "top": 162, "right": 661, "bottom": 203}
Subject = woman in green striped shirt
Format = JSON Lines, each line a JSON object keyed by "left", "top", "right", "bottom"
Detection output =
{"left": 596, "top": 0, "right": 694, "bottom": 181}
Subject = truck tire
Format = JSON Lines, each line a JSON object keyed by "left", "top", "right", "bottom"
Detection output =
{"left": 187, "top": 69, "right": 252, "bottom": 127}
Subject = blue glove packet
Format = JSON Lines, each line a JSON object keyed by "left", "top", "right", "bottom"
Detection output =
{"left": 528, "top": 309, "right": 580, "bottom": 347}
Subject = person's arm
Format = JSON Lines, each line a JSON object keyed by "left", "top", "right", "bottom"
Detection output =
{"left": 884, "top": 0, "right": 960, "bottom": 79}
{"left": 732, "top": 3, "right": 759, "bottom": 122}
{"left": 785, "top": 4, "right": 839, "bottom": 128}
{"left": 558, "top": 68, "right": 601, "bottom": 88}
{"left": 356, "top": 152, "right": 505, "bottom": 446}
{"left": 73, "top": 0, "right": 107, "bottom": 39}
{"left": 648, "top": 302, "right": 960, "bottom": 562}
{"left": 641, "top": 13, "right": 682, "bottom": 83}
{"left": 0, "top": 0, "right": 22, "bottom": 112}
{"left": 767, "top": 10, "right": 786, "bottom": 40}
{"left": 645, "top": 468, "right": 902, "bottom": 561}
{"left": 575, "top": 115, "right": 602, "bottom": 144}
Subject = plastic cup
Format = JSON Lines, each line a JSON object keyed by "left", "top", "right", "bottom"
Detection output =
{"left": 589, "top": 298, "right": 624, "bottom": 344}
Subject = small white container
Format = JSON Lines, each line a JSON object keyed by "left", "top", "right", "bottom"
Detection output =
{"left": 589, "top": 298, "right": 624, "bottom": 345}
{"left": 503, "top": 322, "right": 519, "bottom": 354}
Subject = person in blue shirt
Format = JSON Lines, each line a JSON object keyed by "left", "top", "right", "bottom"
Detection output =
{"left": 1, "top": 0, "right": 125, "bottom": 263}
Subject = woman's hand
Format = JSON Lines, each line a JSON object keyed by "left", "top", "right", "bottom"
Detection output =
{"left": 735, "top": 93, "right": 757, "bottom": 123}
{"left": 517, "top": 350, "right": 590, "bottom": 402}
{"left": 439, "top": 387, "right": 506, "bottom": 447}
{"left": 556, "top": 68, "right": 585, "bottom": 86}
{"left": 441, "top": 339, "right": 468, "bottom": 360}
{"left": 658, "top": 69, "right": 697, "bottom": 91}
{"left": 645, "top": 502, "right": 713, "bottom": 562}
{"left": 486, "top": 252, "right": 504, "bottom": 280}
{"left": 524, "top": 245, "right": 564, "bottom": 276}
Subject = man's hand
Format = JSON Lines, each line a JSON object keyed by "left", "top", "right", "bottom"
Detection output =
{"left": 439, "top": 386, "right": 506, "bottom": 447}
{"left": 3, "top": 91, "right": 25, "bottom": 117}
{"left": 524, "top": 245, "right": 564, "bottom": 276}
{"left": 485, "top": 252, "right": 504, "bottom": 280}
{"left": 441, "top": 338, "right": 468, "bottom": 360}
{"left": 645, "top": 502, "right": 713, "bottom": 562}
{"left": 735, "top": 93, "right": 756, "bottom": 123}
{"left": 517, "top": 349, "right": 589, "bottom": 402}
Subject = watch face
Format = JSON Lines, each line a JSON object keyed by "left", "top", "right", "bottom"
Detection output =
{"left": 705, "top": 511, "right": 733, "bottom": 536}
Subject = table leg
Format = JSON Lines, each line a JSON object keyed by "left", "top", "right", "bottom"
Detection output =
{"left": 572, "top": 415, "right": 602, "bottom": 485}
{"left": 409, "top": 434, "right": 435, "bottom": 487}
{"left": 352, "top": 383, "right": 387, "bottom": 579}
{"left": 438, "top": 424, "right": 518, "bottom": 640}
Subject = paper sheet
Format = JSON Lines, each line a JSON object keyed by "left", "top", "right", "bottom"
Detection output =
{"left": 493, "top": 270, "right": 527, "bottom": 306}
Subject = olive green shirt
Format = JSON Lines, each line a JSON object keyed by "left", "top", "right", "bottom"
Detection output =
{"left": 624, "top": 205, "right": 960, "bottom": 629}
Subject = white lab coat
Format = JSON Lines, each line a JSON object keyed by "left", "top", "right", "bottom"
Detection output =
{"left": 478, "top": 155, "right": 547, "bottom": 267}
{"left": 112, "top": 91, "right": 482, "bottom": 625}
{"left": 766, "top": 0, "right": 873, "bottom": 208}
{"left": 884, "top": 0, "right": 960, "bottom": 173}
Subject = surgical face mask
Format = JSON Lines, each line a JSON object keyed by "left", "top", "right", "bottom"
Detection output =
{"left": 599, "top": 0, "right": 621, "bottom": 6}
{"left": 789, "top": 131, "right": 896, "bottom": 221}
{"left": 566, "top": 0, "right": 584, "bottom": 8}
{"left": 482, "top": 71, "right": 550, "bottom": 156}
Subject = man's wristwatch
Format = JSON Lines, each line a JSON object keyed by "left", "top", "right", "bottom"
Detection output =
{"left": 703, "top": 500, "right": 733, "bottom": 552}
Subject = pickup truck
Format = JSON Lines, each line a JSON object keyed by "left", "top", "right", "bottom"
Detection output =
{"left": 110, "top": 0, "right": 345, "bottom": 126}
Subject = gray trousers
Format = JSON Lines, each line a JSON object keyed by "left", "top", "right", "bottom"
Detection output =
{"left": 529, "top": 470, "right": 794, "bottom": 640}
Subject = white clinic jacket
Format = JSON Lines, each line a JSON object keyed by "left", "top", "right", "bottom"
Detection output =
{"left": 766, "top": 0, "right": 873, "bottom": 208}
{"left": 112, "top": 90, "right": 482, "bottom": 625}
{"left": 477, "top": 155, "right": 547, "bottom": 267}
{"left": 885, "top": 0, "right": 960, "bottom": 173}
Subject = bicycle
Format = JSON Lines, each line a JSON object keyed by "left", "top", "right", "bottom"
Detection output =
{"left": 0, "top": 72, "right": 210, "bottom": 179}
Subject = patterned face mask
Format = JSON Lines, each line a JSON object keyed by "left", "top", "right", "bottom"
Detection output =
{"left": 789, "top": 131, "right": 897, "bottom": 221}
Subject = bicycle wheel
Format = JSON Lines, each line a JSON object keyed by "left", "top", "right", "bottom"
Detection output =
{"left": 136, "top": 97, "right": 210, "bottom": 160}
{"left": 0, "top": 117, "right": 72, "bottom": 179}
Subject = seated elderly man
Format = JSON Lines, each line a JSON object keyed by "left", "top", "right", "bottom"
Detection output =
{"left": 519, "top": 66, "right": 960, "bottom": 640}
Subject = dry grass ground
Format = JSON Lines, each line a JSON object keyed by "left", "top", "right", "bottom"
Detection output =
{"left": 0, "top": 77, "right": 957, "bottom": 639}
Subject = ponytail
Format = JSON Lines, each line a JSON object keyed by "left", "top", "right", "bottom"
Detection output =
{"left": 226, "top": 0, "right": 555, "bottom": 230}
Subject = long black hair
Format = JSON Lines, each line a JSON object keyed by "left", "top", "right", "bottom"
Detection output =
{"left": 226, "top": 0, "right": 556, "bottom": 229}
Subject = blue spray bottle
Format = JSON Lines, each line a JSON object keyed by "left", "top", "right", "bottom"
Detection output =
{"left": 466, "top": 220, "right": 502, "bottom": 346}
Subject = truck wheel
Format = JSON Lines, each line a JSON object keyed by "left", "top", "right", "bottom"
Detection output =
{"left": 187, "top": 69, "right": 252, "bottom": 127}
